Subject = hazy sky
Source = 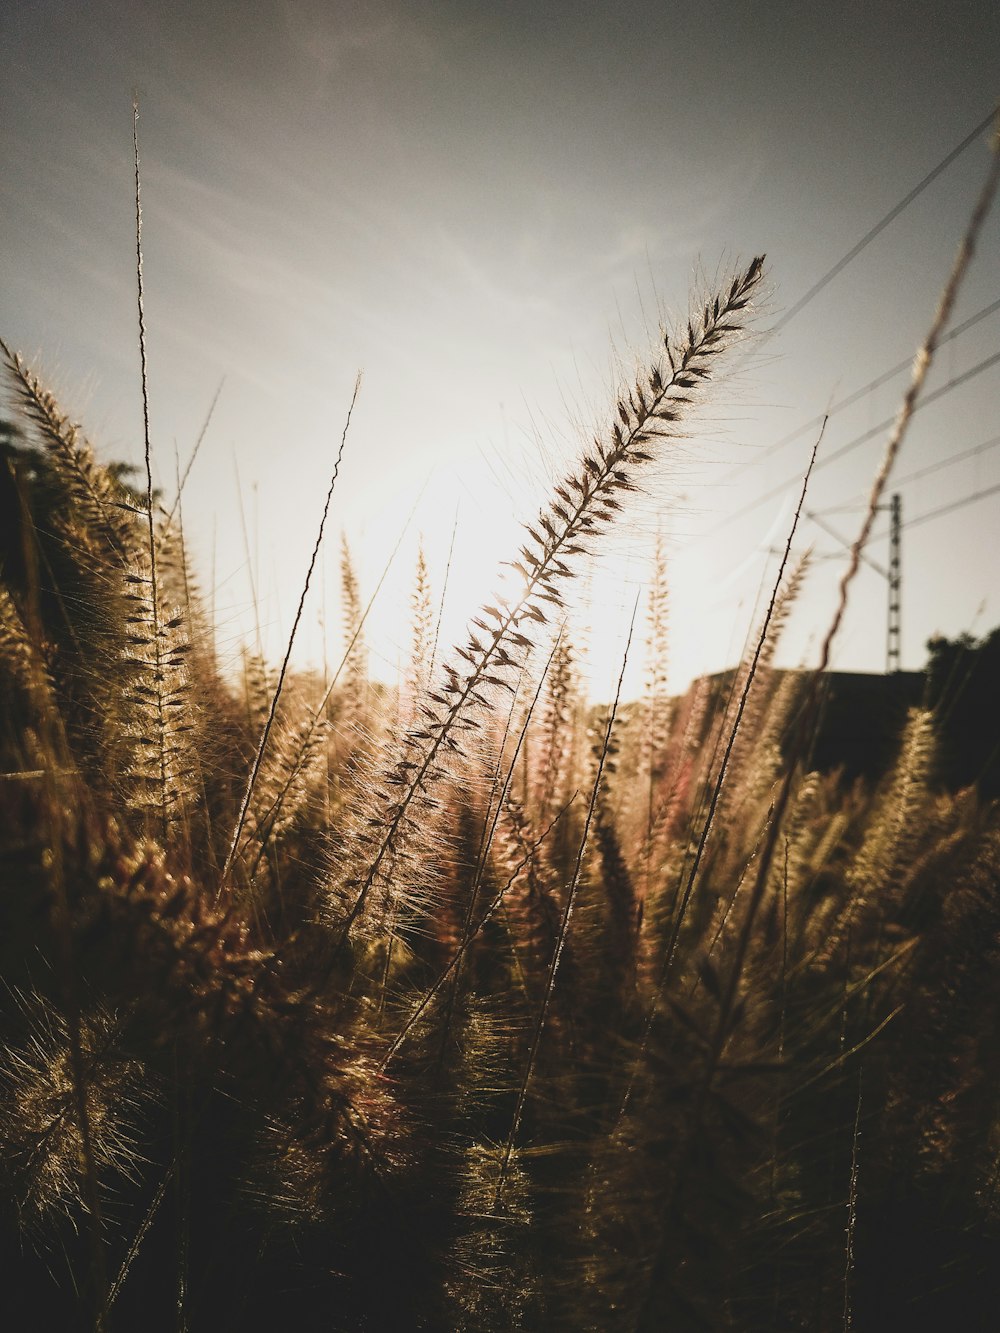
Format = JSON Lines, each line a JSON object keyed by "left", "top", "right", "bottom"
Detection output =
{"left": 2, "top": 1, "right": 999, "bottom": 696}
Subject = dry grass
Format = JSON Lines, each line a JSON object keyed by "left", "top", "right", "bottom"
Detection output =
{"left": 0, "top": 132, "right": 999, "bottom": 1331}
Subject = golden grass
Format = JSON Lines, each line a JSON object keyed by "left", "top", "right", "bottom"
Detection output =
{"left": 0, "top": 128, "right": 998, "bottom": 1330}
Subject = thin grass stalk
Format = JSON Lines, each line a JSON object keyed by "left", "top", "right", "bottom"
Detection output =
{"left": 221, "top": 373, "right": 361, "bottom": 887}
{"left": 647, "top": 637, "right": 758, "bottom": 960}
{"left": 233, "top": 455, "right": 264, "bottom": 661}
{"left": 133, "top": 103, "right": 197, "bottom": 1300}
{"left": 663, "top": 423, "right": 822, "bottom": 971}
{"left": 162, "top": 376, "right": 225, "bottom": 535}
{"left": 787, "top": 1005, "right": 905, "bottom": 1103}
{"left": 429, "top": 511, "right": 458, "bottom": 681}
{"left": 106, "top": 1159, "right": 177, "bottom": 1312}
{"left": 132, "top": 96, "right": 172, "bottom": 847}
{"left": 843, "top": 1067, "right": 863, "bottom": 1332}
{"left": 697, "top": 803, "right": 773, "bottom": 977}
{"left": 239, "top": 513, "right": 411, "bottom": 885}
{"left": 494, "top": 600, "right": 637, "bottom": 1204}
{"left": 617, "top": 429, "right": 820, "bottom": 1123}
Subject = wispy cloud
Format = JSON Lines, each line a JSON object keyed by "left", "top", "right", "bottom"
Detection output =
{"left": 279, "top": 0, "right": 437, "bottom": 81}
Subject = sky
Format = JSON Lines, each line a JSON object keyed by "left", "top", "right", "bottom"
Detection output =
{"left": 2, "top": 0, "right": 999, "bottom": 700}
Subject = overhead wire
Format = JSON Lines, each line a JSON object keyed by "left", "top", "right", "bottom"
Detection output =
{"left": 700, "top": 110, "right": 999, "bottom": 535}
{"left": 890, "top": 430, "right": 1000, "bottom": 490}
{"left": 812, "top": 430, "right": 1000, "bottom": 512}
{"left": 766, "top": 109, "right": 998, "bottom": 336}
{"left": 803, "top": 479, "right": 1000, "bottom": 567}
{"left": 720, "top": 294, "right": 1000, "bottom": 483}
{"left": 704, "top": 347, "right": 1000, "bottom": 537}
{"left": 904, "top": 479, "right": 1000, "bottom": 530}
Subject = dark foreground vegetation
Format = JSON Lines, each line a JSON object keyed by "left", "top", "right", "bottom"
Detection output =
{"left": 2, "top": 234, "right": 1000, "bottom": 1332}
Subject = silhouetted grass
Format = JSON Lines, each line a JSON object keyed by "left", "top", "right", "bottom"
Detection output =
{"left": 1, "top": 128, "right": 999, "bottom": 1331}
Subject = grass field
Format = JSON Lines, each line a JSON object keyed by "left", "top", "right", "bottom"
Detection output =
{"left": 1, "top": 137, "right": 1000, "bottom": 1332}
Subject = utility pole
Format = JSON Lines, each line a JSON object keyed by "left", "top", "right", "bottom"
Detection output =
{"left": 801, "top": 493, "right": 903, "bottom": 674}
{"left": 886, "top": 493, "right": 902, "bottom": 674}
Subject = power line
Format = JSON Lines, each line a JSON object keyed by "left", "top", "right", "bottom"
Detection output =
{"left": 721, "top": 295, "right": 1000, "bottom": 483}
{"left": 905, "top": 479, "right": 1000, "bottom": 530}
{"left": 884, "top": 430, "right": 1000, "bottom": 492}
{"left": 813, "top": 429, "right": 1000, "bottom": 512}
{"left": 768, "top": 110, "right": 998, "bottom": 336}
{"left": 817, "top": 350, "right": 1000, "bottom": 472}
{"left": 803, "top": 478, "right": 1000, "bottom": 565}
{"left": 705, "top": 346, "right": 1000, "bottom": 536}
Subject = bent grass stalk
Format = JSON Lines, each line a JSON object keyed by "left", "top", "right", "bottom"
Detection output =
{"left": 334, "top": 258, "right": 766, "bottom": 952}
{"left": 686, "top": 111, "right": 999, "bottom": 1170}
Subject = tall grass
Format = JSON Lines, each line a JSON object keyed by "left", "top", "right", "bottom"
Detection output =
{"left": 1, "top": 130, "right": 999, "bottom": 1331}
